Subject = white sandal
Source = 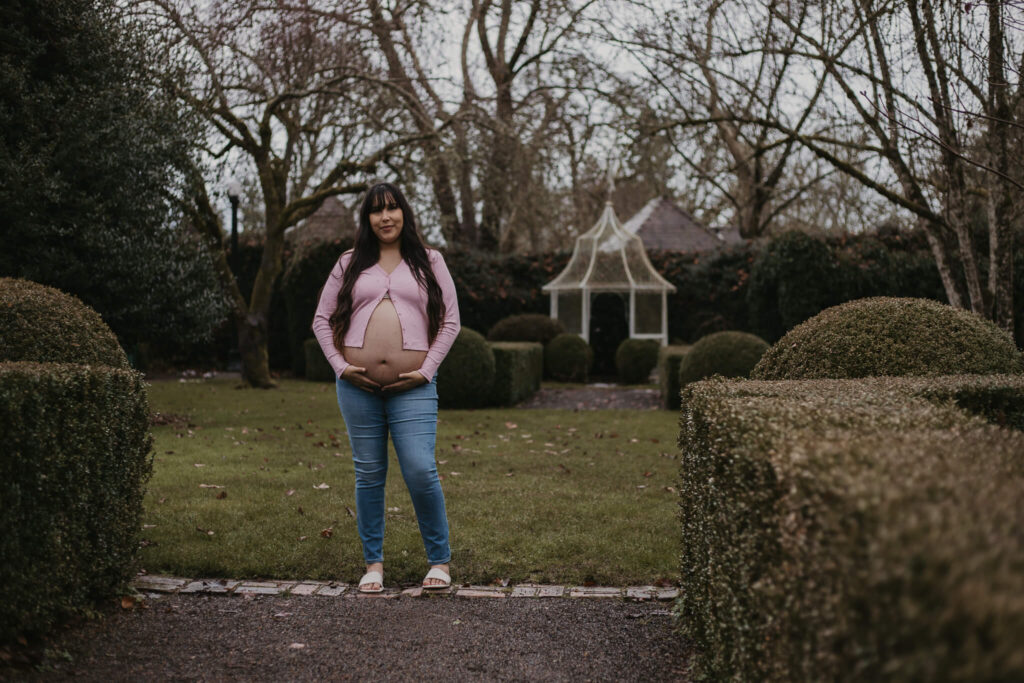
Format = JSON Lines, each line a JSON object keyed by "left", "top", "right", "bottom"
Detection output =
{"left": 422, "top": 567, "right": 451, "bottom": 589}
{"left": 358, "top": 570, "right": 384, "bottom": 593}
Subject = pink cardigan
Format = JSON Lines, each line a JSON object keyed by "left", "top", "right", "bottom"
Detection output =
{"left": 312, "top": 249, "right": 460, "bottom": 380}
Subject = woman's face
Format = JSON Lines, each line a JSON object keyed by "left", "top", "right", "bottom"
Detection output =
{"left": 368, "top": 194, "right": 404, "bottom": 245}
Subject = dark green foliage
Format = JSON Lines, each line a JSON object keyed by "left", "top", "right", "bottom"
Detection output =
{"left": 444, "top": 250, "right": 571, "bottom": 336}
{"left": 658, "top": 345, "right": 690, "bottom": 410}
{"left": 489, "top": 342, "right": 543, "bottom": 406}
{"left": 614, "top": 338, "right": 660, "bottom": 384}
{"left": 486, "top": 313, "right": 565, "bottom": 346}
{"left": 0, "top": 0, "right": 229, "bottom": 348}
{"left": 544, "top": 333, "right": 593, "bottom": 382}
{"left": 0, "top": 362, "right": 153, "bottom": 642}
{"left": 678, "top": 331, "right": 769, "bottom": 387}
{"left": 436, "top": 328, "right": 495, "bottom": 408}
{"left": 302, "top": 338, "right": 335, "bottom": 382}
{"left": 283, "top": 239, "right": 353, "bottom": 377}
{"left": 676, "top": 375, "right": 1024, "bottom": 681}
{"left": 753, "top": 297, "right": 1023, "bottom": 380}
{"left": 746, "top": 231, "right": 841, "bottom": 341}
{"left": 0, "top": 278, "right": 128, "bottom": 369}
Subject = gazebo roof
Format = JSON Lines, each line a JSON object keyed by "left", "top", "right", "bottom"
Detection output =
{"left": 622, "top": 197, "right": 722, "bottom": 252}
{"left": 542, "top": 202, "right": 676, "bottom": 293}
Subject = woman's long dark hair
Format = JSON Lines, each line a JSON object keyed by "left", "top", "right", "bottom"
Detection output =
{"left": 329, "top": 183, "right": 445, "bottom": 351}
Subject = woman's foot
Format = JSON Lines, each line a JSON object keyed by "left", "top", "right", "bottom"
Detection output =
{"left": 359, "top": 562, "right": 384, "bottom": 592}
{"left": 422, "top": 563, "right": 450, "bottom": 588}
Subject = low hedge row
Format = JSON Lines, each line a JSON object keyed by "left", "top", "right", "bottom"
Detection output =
{"left": 490, "top": 342, "right": 543, "bottom": 407}
{"left": 0, "top": 362, "right": 153, "bottom": 642}
{"left": 658, "top": 345, "right": 690, "bottom": 410}
{"left": 676, "top": 375, "right": 1024, "bottom": 681}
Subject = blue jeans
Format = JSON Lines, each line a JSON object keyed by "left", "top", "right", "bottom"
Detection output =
{"left": 335, "top": 375, "right": 451, "bottom": 566}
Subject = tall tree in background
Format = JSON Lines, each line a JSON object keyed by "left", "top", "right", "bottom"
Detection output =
{"left": 0, "top": 0, "right": 230, "bottom": 351}
{"left": 138, "top": 0, "right": 431, "bottom": 386}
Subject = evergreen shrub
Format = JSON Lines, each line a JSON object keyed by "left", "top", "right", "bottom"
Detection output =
{"left": 0, "top": 362, "right": 152, "bottom": 642}
{"left": 544, "top": 333, "right": 593, "bottom": 382}
{"left": 614, "top": 338, "right": 660, "bottom": 384}
{"left": 753, "top": 297, "right": 1024, "bottom": 380}
{"left": 486, "top": 313, "right": 565, "bottom": 346}
{"left": 302, "top": 338, "right": 335, "bottom": 382}
{"left": 658, "top": 345, "right": 691, "bottom": 410}
{"left": 0, "top": 278, "right": 128, "bottom": 368}
{"left": 676, "top": 375, "right": 1024, "bottom": 681}
{"left": 437, "top": 328, "right": 495, "bottom": 408}
{"left": 489, "top": 342, "right": 543, "bottom": 406}
{"left": 678, "top": 331, "right": 769, "bottom": 387}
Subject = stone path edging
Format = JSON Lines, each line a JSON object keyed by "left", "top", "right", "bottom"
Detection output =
{"left": 131, "top": 574, "right": 680, "bottom": 602}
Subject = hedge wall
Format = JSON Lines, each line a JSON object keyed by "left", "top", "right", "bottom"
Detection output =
{"left": 676, "top": 374, "right": 1024, "bottom": 681}
{"left": 489, "top": 342, "right": 543, "bottom": 406}
{"left": 0, "top": 362, "right": 153, "bottom": 641}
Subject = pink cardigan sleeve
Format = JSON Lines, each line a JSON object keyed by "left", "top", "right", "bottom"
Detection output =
{"left": 312, "top": 257, "right": 350, "bottom": 378}
{"left": 417, "top": 250, "right": 461, "bottom": 380}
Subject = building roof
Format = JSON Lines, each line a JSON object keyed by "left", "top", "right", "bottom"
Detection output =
{"left": 286, "top": 196, "right": 356, "bottom": 251}
{"left": 622, "top": 197, "right": 723, "bottom": 252}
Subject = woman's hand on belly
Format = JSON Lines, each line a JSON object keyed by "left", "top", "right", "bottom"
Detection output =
{"left": 341, "top": 365, "right": 382, "bottom": 393}
{"left": 381, "top": 370, "right": 428, "bottom": 394}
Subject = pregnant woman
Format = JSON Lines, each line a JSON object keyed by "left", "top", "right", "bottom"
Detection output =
{"left": 312, "top": 182, "right": 460, "bottom": 593}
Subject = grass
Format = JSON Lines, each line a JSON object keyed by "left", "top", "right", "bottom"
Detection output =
{"left": 141, "top": 378, "right": 681, "bottom": 587}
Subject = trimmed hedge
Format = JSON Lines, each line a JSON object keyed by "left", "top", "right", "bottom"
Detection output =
{"left": 486, "top": 313, "right": 565, "bottom": 346}
{"left": 489, "top": 342, "right": 543, "bottom": 406}
{"left": 615, "top": 338, "right": 660, "bottom": 384}
{"left": 0, "top": 362, "right": 153, "bottom": 641}
{"left": 676, "top": 375, "right": 1024, "bottom": 681}
{"left": 678, "top": 331, "right": 769, "bottom": 387}
{"left": 658, "top": 345, "right": 690, "bottom": 410}
{"left": 753, "top": 297, "right": 1024, "bottom": 380}
{"left": 302, "top": 338, "right": 335, "bottom": 382}
{"left": 0, "top": 278, "right": 129, "bottom": 369}
{"left": 544, "top": 333, "right": 593, "bottom": 382}
{"left": 436, "top": 328, "right": 495, "bottom": 409}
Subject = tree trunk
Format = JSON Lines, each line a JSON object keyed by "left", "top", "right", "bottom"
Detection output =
{"left": 921, "top": 218, "right": 968, "bottom": 310}
{"left": 238, "top": 311, "right": 274, "bottom": 387}
{"left": 479, "top": 80, "right": 514, "bottom": 252}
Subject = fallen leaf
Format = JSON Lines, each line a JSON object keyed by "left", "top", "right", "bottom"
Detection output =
{"left": 504, "top": 422, "right": 517, "bottom": 429}
{"left": 643, "top": 471, "right": 653, "bottom": 478}
{"left": 158, "top": 497, "right": 167, "bottom": 504}
{"left": 664, "top": 486, "right": 677, "bottom": 493}
{"left": 298, "top": 535, "right": 308, "bottom": 541}
{"left": 216, "top": 491, "right": 227, "bottom": 499}
{"left": 451, "top": 444, "right": 462, "bottom": 452}
{"left": 320, "top": 527, "right": 333, "bottom": 538}
{"left": 449, "top": 471, "right": 461, "bottom": 476}
{"left": 198, "top": 484, "right": 225, "bottom": 489}
{"left": 451, "top": 619, "right": 462, "bottom": 625}
{"left": 636, "top": 485, "right": 647, "bottom": 489}
{"left": 274, "top": 612, "right": 291, "bottom": 618}
{"left": 289, "top": 643, "right": 306, "bottom": 649}
{"left": 196, "top": 526, "right": 214, "bottom": 536}
{"left": 438, "top": 459, "right": 448, "bottom": 465}
{"left": 345, "top": 506, "right": 355, "bottom": 517}
{"left": 142, "top": 524, "right": 156, "bottom": 529}
{"left": 285, "top": 489, "right": 296, "bottom": 496}
{"left": 193, "top": 463, "right": 206, "bottom": 468}
{"left": 313, "top": 483, "right": 330, "bottom": 489}
{"left": 121, "top": 596, "right": 137, "bottom": 609}
{"left": 297, "top": 506, "right": 304, "bottom": 515}
{"left": 387, "top": 506, "right": 401, "bottom": 512}
{"left": 505, "top": 472, "right": 514, "bottom": 477}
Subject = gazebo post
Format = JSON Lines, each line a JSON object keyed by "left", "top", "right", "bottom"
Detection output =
{"left": 661, "top": 290, "right": 668, "bottom": 345}
{"left": 582, "top": 287, "right": 591, "bottom": 343}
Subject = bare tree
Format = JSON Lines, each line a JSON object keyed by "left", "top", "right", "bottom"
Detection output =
{"left": 616, "top": 0, "right": 837, "bottom": 238}
{"left": 135, "top": 0, "right": 430, "bottom": 386}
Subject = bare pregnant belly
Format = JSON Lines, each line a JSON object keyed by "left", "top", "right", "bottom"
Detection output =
{"left": 344, "top": 298, "right": 427, "bottom": 387}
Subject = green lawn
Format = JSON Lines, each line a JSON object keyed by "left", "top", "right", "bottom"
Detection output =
{"left": 141, "top": 378, "right": 681, "bottom": 587}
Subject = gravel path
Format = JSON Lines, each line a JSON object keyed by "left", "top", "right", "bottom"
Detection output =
{"left": 517, "top": 387, "right": 661, "bottom": 411}
{"left": 13, "top": 593, "right": 690, "bottom": 681}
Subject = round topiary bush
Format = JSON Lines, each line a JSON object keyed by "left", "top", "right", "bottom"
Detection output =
{"left": 679, "top": 331, "right": 770, "bottom": 386}
{"left": 437, "top": 328, "right": 496, "bottom": 408}
{"left": 487, "top": 313, "right": 566, "bottom": 346}
{"left": 0, "top": 277, "right": 128, "bottom": 368}
{"left": 544, "top": 333, "right": 594, "bottom": 382}
{"left": 751, "top": 297, "right": 1024, "bottom": 380}
{"left": 615, "top": 338, "right": 660, "bottom": 384}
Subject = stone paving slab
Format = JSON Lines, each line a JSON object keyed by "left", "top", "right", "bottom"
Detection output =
{"left": 569, "top": 586, "right": 622, "bottom": 598}
{"left": 236, "top": 581, "right": 297, "bottom": 595}
{"left": 129, "top": 576, "right": 677, "bottom": 601}
{"left": 455, "top": 585, "right": 506, "bottom": 598}
{"left": 133, "top": 575, "right": 189, "bottom": 593}
{"left": 181, "top": 579, "right": 239, "bottom": 594}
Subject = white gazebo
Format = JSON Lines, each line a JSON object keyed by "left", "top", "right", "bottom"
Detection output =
{"left": 542, "top": 201, "right": 676, "bottom": 345}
